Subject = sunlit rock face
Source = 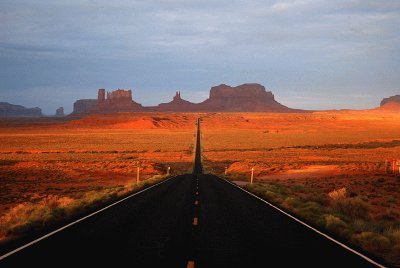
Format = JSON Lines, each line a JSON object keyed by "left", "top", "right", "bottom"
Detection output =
{"left": 71, "top": 84, "right": 302, "bottom": 114}
{"left": 155, "top": 91, "right": 197, "bottom": 112}
{"left": 197, "top": 83, "right": 297, "bottom": 112}
{"left": 380, "top": 95, "right": 400, "bottom": 107}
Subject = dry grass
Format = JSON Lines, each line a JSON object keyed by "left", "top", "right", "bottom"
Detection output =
{"left": 0, "top": 174, "right": 167, "bottom": 240}
{"left": 0, "top": 113, "right": 197, "bottom": 241}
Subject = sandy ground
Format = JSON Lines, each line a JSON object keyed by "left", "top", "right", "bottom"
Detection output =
{"left": 0, "top": 109, "right": 399, "bottom": 217}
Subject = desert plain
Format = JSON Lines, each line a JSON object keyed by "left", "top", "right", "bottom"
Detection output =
{"left": 0, "top": 110, "right": 400, "bottom": 265}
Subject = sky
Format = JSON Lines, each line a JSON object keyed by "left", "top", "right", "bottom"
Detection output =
{"left": 0, "top": 0, "right": 399, "bottom": 115}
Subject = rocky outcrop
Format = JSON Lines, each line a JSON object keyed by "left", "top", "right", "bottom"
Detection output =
{"left": 72, "top": 99, "right": 98, "bottom": 115}
{"left": 92, "top": 88, "right": 143, "bottom": 113}
{"left": 71, "top": 89, "right": 143, "bottom": 115}
{"left": 155, "top": 91, "right": 197, "bottom": 112}
{"left": 55, "top": 107, "right": 65, "bottom": 117}
{"left": 0, "top": 102, "right": 42, "bottom": 117}
{"left": 380, "top": 95, "right": 400, "bottom": 107}
{"left": 70, "top": 84, "right": 301, "bottom": 115}
{"left": 197, "top": 83, "right": 299, "bottom": 112}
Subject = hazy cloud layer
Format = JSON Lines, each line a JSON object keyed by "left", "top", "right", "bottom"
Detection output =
{"left": 1, "top": 0, "right": 399, "bottom": 114}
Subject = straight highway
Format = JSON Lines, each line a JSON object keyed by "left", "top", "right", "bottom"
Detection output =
{"left": 0, "top": 118, "right": 382, "bottom": 267}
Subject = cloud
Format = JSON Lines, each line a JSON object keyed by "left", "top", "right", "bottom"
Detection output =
{"left": 269, "top": 0, "right": 310, "bottom": 13}
{"left": 0, "top": 0, "right": 399, "bottom": 112}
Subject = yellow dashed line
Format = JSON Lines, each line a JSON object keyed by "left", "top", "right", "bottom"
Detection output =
{"left": 187, "top": 260, "right": 195, "bottom": 268}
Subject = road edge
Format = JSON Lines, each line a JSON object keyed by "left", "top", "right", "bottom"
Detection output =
{"left": 0, "top": 176, "right": 176, "bottom": 261}
{"left": 219, "top": 177, "right": 386, "bottom": 268}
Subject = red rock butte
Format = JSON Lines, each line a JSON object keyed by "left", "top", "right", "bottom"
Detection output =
{"left": 71, "top": 83, "right": 305, "bottom": 115}
{"left": 379, "top": 95, "right": 400, "bottom": 110}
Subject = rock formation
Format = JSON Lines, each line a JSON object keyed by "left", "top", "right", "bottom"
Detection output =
{"left": 92, "top": 88, "right": 143, "bottom": 113}
{"left": 380, "top": 95, "right": 400, "bottom": 107}
{"left": 197, "top": 83, "right": 299, "bottom": 112}
{"left": 73, "top": 99, "right": 98, "bottom": 115}
{"left": 71, "top": 89, "right": 143, "bottom": 115}
{"left": 155, "top": 91, "right": 197, "bottom": 112}
{"left": 55, "top": 107, "right": 65, "bottom": 117}
{"left": 70, "top": 83, "right": 301, "bottom": 115}
{"left": 0, "top": 102, "right": 42, "bottom": 117}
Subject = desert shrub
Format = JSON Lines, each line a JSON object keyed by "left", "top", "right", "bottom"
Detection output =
{"left": 263, "top": 190, "right": 283, "bottom": 204}
{"left": 379, "top": 210, "right": 400, "bottom": 222}
{"left": 291, "top": 184, "right": 305, "bottom": 192}
{"left": 0, "top": 175, "right": 170, "bottom": 240}
{"left": 308, "top": 194, "right": 329, "bottom": 206}
{"left": 384, "top": 227, "right": 400, "bottom": 245}
{"left": 268, "top": 183, "right": 287, "bottom": 195}
{"left": 297, "top": 201, "right": 324, "bottom": 222}
{"left": 332, "top": 197, "right": 370, "bottom": 220}
{"left": 324, "top": 214, "right": 349, "bottom": 237}
{"left": 283, "top": 197, "right": 301, "bottom": 209}
{"left": 0, "top": 195, "right": 75, "bottom": 236}
{"left": 352, "top": 232, "right": 391, "bottom": 253}
{"left": 244, "top": 183, "right": 266, "bottom": 196}
{"left": 244, "top": 183, "right": 286, "bottom": 204}
{"left": 352, "top": 219, "right": 378, "bottom": 233}
{"left": 328, "top": 187, "right": 347, "bottom": 200}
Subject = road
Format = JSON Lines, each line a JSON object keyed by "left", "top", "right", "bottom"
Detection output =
{"left": 0, "top": 119, "right": 382, "bottom": 267}
{"left": 193, "top": 117, "right": 203, "bottom": 174}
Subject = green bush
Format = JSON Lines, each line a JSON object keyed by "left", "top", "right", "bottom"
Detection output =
{"left": 309, "top": 194, "right": 329, "bottom": 206}
{"left": 352, "top": 232, "right": 391, "bottom": 253}
{"left": 324, "top": 214, "right": 349, "bottom": 236}
{"left": 384, "top": 227, "right": 400, "bottom": 245}
{"left": 297, "top": 201, "right": 324, "bottom": 222}
{"left": 283, "top": 197, "right": 301, "bottom": 209}
{"left": 352, "top": 219, "right": 377, "bottom": 233}
{"left": 244, "top": 183, "right": 266, "bottom": 196}
{"left": 332, "top": 197, "right": 370, "bottom": 220}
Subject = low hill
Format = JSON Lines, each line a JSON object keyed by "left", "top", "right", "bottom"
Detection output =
{"left": 0, "top": 102, "right": 42, "bottom": 117}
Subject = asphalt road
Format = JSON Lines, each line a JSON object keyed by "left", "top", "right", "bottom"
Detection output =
{"left": 0, "top": 174, "right": 380, "bottom": 267}
{"left": 193, "top": 117, "right": 203, "bottom": 174}
{"left": 0, "top": 119, "right": 382, "bottom": 267}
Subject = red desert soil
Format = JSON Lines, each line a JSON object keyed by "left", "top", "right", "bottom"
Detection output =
{"left": 0, "top": 110, "right": 398, "bottom": 213}
{"left": 0, "top": 110, "right": 399, "bottom": 264}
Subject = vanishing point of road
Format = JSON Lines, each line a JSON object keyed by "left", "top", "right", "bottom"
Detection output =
{"left": 0, "top": 118, "right": 383, "bottom": 267}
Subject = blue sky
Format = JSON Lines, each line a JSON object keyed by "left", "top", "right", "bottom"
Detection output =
{"left": 1, "top": 0, "right": 399, "bottom": 114}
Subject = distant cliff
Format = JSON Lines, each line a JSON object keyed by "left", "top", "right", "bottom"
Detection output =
{"left": 55, "top": 107, "right": 65, "bottom": 117}
{"left": 380, "top": 95, "right": 400, "bottom": 108}
{"left": 73, "top": 99, "right": 98, "bottom": 115}
{"left": 71, "top": 84, "right": 302, "bottom": 115}
{"left": 153, "top": 91, "right": 197, "bottom": 112}
{"left": 197, "top": 83, "right": 298, "bottom": 112}
{"left": 0, "top": 102, "right": 42, "bottom": 117}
